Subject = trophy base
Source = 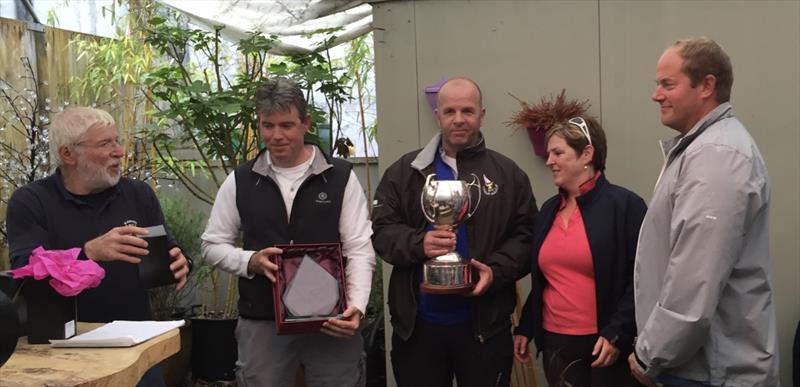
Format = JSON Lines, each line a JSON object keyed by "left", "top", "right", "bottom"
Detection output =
{"left": 420, "top": 282, "right": 474, "bottom": 295}
{"left": 421, "top": 257, "right": 472, "bottom": 294}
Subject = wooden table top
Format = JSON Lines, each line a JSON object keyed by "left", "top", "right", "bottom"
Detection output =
{"left": 0, "top": 322, "right": 181, "bottom": 387}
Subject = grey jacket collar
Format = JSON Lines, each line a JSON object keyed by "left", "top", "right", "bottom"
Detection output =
{"left": 660, "top": 102, "right": 733, "bottom": 160}
{"left": 251, "top": 145, "right": 333, "bottom": 179}
{"left": 410, "top": 132, "right": 486, "bottom": 172}
{"left": 410, "top": 133, "right": 443, "bottom": 172}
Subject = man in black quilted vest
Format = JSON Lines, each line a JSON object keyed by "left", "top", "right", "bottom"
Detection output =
{"left": 201, "top": 77, "right": 375, "bottom": 387}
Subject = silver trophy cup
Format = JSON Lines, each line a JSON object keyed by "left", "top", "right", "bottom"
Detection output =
{"left": 420, "top": 173, "right": 481, "bottom": 294}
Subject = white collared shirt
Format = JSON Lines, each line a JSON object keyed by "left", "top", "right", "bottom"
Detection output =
{"left": 271, "top": 146, "right": 317, "bottom": 219}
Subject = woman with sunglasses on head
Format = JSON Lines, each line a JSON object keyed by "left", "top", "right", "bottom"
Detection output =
{"left": 513, "top": 117, "right": 647, "bottom": 386}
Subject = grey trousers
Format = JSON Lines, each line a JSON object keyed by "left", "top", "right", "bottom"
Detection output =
{"left": 235, "top": 317, "right": 365, "bottom": 387}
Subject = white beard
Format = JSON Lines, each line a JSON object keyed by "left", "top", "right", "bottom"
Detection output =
{"left": 76, "top": 156, "right": 121, "bottom": 192}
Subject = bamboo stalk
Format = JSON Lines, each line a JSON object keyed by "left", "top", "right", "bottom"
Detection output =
{"left": 353, "top": 66, "right": 372, "bottom": 214}
{"left": 224, "top": 272, "right": 237, "bottom": 319}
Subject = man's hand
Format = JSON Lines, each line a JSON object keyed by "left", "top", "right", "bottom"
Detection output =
{"left": 169, "top": 247, "right": 190, "bottom": 290}
{"left": 83, "top": 225, "right": 149, "bottom": 264}
{"left": 423, "top": 225, "right": 456, "bottom": 258}
{"left": 628, "top": 353, "right": 658, "bottom": 387}
{"left": 467, "top": 259, "right": 493, "bottom": 296}
{"left": 321, "top": 306, "right": 362, "bottom": 339}
{"left": 513, "top": 334, "right": 532, "bottom": 363}
{"left": 247, "top": 247, "right": 282, "bottom": 282}
{"left": 590, "top": 336, "right": 619, "bottom": 367}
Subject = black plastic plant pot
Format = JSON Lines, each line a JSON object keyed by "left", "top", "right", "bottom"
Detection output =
{"left": 0, "top": 287, "right": 21, "bottom": 367}
{"left": 189, "top": 317, "right": 238, "bottom": 382}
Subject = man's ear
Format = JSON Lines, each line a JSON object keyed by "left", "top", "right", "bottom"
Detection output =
{"left": 58, "top": 145, "right": 78, "bottom": 166}
{"left": 700, "top": 74, "right": 717, "bottom": 100}
{"left": 434, "top": 108, "right": 444, "bottom": 128}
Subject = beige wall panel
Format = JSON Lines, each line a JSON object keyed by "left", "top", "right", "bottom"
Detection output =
{"left": 372, "top": 2, "right": 421, "bottom": 384}
{"left": 373, "top": 1, "right": 424, "bottom": 167}
{"left": 0, "top": 17, "right": 35, "bottom": 269}
{"left": 0, "top": 17, "right": 27, "bottom": 81}
{"left": 0, "top": 17, "right": 35, "bottom": 154}
{"left": 412, "top": 0, "right": 602, "bottom": 203}
{"left": 600, "top": 2, "right": 799, "bottom": 385}
{"left": 0, "top": 17, "right": 30, "bottom": 154}
{"left": 41, "top": 27, "right": 91, "bottom": 106}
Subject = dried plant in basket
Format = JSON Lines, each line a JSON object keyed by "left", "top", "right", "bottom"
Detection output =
{"left": 508, "top": 89, "right": 590, "bottom": 158}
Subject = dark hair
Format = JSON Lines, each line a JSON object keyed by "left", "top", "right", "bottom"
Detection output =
{"left": 545, "top": 116, "right": 607, "bottom": 171}
{"left": 255, "top": 77, "right": 307, "bottom": 119}
{"left": 673, "top": 37, "right": 733, "bottom": 103}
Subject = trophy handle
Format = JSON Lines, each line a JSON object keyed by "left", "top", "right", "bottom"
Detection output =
{"left": 465, "top": 173, "right": 482, "bottom": 220}
{"left": 421, "top": 174, "right": 437, "bottom": 224}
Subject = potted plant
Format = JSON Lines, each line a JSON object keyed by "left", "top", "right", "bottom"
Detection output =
{"left": 508, "top": 89, "right": 590, "bottom": 159}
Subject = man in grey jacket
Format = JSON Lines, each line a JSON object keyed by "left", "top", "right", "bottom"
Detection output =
{"left": 629, "top": 37, "right": 779, "bottom": 386}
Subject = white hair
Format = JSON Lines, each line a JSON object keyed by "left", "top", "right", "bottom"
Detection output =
{"left": 49, "top": 107, "right": 115, "bottom": 166}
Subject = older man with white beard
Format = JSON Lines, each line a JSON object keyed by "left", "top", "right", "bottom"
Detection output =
{"left": 5, "top": 107, "right": 190, "bottom": 387}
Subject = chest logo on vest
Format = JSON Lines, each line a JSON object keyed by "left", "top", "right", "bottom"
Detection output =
{"left": 482, "top": 174, "right": 499, "bottom": 196}
{"left": 316, "top": 191, "right": 332, "bottom": 204}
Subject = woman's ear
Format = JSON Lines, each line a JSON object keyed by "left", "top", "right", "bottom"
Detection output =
{"left": 581, "top": 145, "right": 595, "bottom": 165}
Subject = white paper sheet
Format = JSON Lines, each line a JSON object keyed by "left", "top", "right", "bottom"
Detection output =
{"left": 282, "top": 255, "right": 339, "bottom": 317}
{"left": 49, "top": 320, "right": 185, "bottom": 348}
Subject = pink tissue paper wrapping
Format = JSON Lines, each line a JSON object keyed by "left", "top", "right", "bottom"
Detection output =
{"left": 9, "top": 246, "right": 105, "bottom": 296}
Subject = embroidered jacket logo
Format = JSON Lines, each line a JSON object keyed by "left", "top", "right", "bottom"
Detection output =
{"left": 316, "top": 191, "right": 331, "bottom": 204}
{"left": 482, "top": 174, "right": 499, "bottom": 195}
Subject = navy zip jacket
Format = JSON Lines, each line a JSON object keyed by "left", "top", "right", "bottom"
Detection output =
{"left": 6, "top": 171, "right": 180, "bottom": 322}
{"left": 516, "top": 173, "right": 646, "bottom": 354}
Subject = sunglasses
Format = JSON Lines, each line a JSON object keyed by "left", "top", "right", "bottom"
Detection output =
{"left": 568, "top": 117, "right": 592, "bottom": 146}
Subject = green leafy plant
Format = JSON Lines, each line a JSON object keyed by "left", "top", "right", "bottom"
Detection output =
{"left": 141, "top": 15, "right": 277, "bottom": 205}
{"left": 267, "top": 28, "right": 352, "bottom": 154}
{"left": 344, "top": 33, "right": 377, "bottom": 206}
